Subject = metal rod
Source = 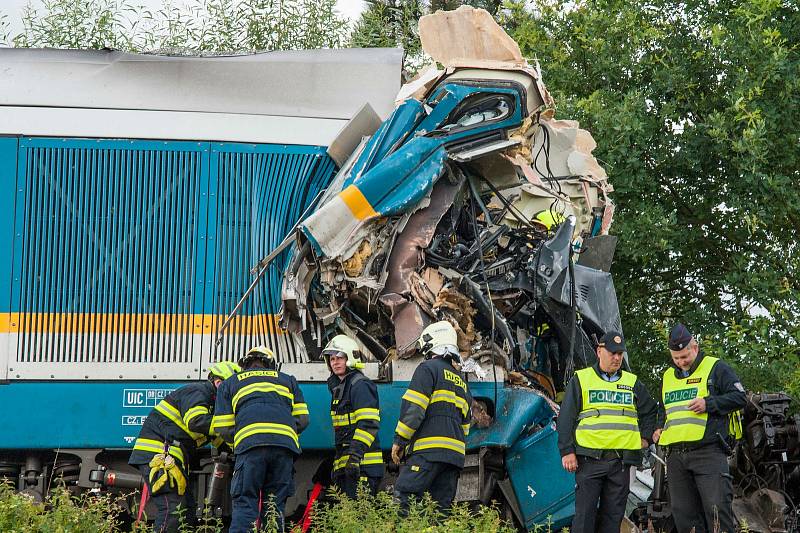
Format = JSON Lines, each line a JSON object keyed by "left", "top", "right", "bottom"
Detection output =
{"left": 214, "top": 235, "right": 293, "bottom": 346}
{"left": 214, "top": 187, "right": 326, "bottom": 346}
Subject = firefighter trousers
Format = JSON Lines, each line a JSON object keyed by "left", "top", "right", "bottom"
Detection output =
{"left": 332, "top": 470, "right": 382, "bottom": 499}
{"left": 137, "top": 463, "right": 197, "bottom": 533}
{"left": 394, "top": 455, "right": 461, "bottom": 515}
{"left": 229, "top": 446, "right": 295, "bottom": 533}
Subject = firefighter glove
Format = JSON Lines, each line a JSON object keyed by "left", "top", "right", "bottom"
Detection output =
{"left": 343, "top": 455, "right": 361, "bottom": 478}
{"left": 148, "top": 453, "right": 188, "bottom": 496}
{"left": 391, "top": 443, "right": 404, "bottom": 465}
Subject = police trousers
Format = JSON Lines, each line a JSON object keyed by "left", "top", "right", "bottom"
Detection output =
{"left": 229, "top": 446, "right": 295, "bottom": 533}
{"left": 394, "top": 455, "right": 461, "bottom": 515}
{"left": 137, "top": 464, "right": 197, "bottom": 533}
{"left": 572, "top": 456, "right": 630, "bottom": 533}
{"left": 666, "top": 444, "right": 736, "bottom": 533}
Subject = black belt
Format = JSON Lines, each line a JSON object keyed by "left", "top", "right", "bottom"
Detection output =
{"left": 666, "top": 441, "right": 716, "bottom": 453}
{"left": 599, "top": 450, "right": 623, "bottom": 460}
{"left": 579, "top": 450, "right": 624, "bottom": 460}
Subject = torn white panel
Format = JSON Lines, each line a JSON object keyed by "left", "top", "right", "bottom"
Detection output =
{"left": 530, "top": 119, "right": 608, "bottom": 181}
{"left": 419, "top": 6, "right": 525, "bottom": 67}
{"left": 395, "top": 65, "right": 445, "bottom": 104}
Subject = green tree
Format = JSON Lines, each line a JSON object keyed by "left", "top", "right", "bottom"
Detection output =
{"left": 349, "top": 0, "right": 506, "bottom": 72}
{"left": 503, "top": 0, "right": 800, "bottom": 393}
{"left": 351, "top": 0, "right": 427, "bottom": 70}
{"left": 9, "top": 0, "right": 348, "bottom": 52}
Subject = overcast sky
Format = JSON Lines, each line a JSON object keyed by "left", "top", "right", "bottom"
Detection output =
{"left": 0, "top": 0, "right": 366, "bottom": 36}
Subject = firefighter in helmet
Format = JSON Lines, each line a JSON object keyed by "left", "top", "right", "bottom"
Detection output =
{"left": 212, "top": 346, "right": 309, "bottom": 533}
{"left": 129, "top": 360, "right": 240, "bottom": 533}
{"left": 391, "top": 321, "right": 472, "bottom": 514}
{"left": 323, "top": 334, "right": 383, "bottom": 497}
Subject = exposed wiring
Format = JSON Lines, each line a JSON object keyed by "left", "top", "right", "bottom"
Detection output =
{"left": 531, "top": 126, "right": 584, "bottom": 379}
{"left": 469, "top": 194, "right": 498, "bottom": 411}
{"left": 532, "top": 122, "right": 570, "bottom": 225}
{"left": 564, "top": 249, "right": 578, "bottom": 383}
{"left": 736, "top": 465, "right": 798, "bottom": 519}
{"left": 467, "top": 174, "right": 492, "bottom": 223}
{"left": 479, "top": 175, "right": 539, "bottom": 230}
{"left": 533, "top": 123, "right": 563, "bottom": 199}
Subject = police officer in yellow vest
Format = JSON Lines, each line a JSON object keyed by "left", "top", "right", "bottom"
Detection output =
{"left": 652, "top": 324, "right": 746, "bottom": 533}
{"left": 557, "top": 331, "right": 657, "bottom": 533}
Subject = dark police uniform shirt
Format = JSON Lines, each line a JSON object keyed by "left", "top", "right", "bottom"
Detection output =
{"left": 212, "top": 367, "right": 309, "bottom": 455}
{"left": 128, "top": 381, "right": 217, "bottom": 467}
{"left": 557, "top": 363, "right": 658, "bottom": 465}
{"left": 327, "top": 370, "right": 383, "bottom": 477}
{"left": 394, "top": 357, "right": 472, "bottom": 468}
{"left": 657, "top": 352, "right": 746, "bottom": 447}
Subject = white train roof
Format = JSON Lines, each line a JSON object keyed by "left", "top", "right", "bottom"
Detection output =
{"left": 0, "top": 48, "right": 403, "bottom": 145}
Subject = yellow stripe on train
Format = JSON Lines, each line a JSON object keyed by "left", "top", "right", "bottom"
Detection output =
{"left": 0, "top": 313, "right": 286, "bottom": 334}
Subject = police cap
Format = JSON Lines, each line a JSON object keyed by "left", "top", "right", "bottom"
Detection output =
{"left": 598, "top": 330, "right": 626, "bottom": 353}
{"left": 668, "top": 323, "right": 693, "bottom": 350}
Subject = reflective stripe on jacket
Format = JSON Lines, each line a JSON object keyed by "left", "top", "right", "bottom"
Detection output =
{"left": 393, "top": 357, "right": 472, "bottom": 468}
{"left": 328, "top": 371, "right": 383, "bottom": 477}
{"left": 575, "top": 367, "right": 640, "bottom": 450}
{"left": 212, "top": 368, "right": 309, "bottom": 455}
{"left": 660, "top": 356, "right": 717, "bottom": 445}
{"left": 128, "top": 381, "right": 218, "bottom": 467}
{"left": 132, "top": 438, "right": 186, "bottom": 467}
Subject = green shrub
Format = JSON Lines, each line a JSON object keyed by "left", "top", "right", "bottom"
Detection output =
{"left": 0, "top": 483, "right": 120, "bottom": 533}
{"left": 0, "top": 482, "right": 514, "bottom": 532}
{"left": 302, "top": 488, "right": 517, "bottom": 533}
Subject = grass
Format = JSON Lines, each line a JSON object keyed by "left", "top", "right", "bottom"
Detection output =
{"left": 0, "top": 482, "right": 516, "bottom": 532}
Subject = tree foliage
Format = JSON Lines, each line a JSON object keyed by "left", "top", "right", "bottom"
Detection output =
{"left": 504, "top": 0, "right": 800, "bottom": 393}
{"left": 351, "top": 0, "right": 426, "bottom": 64}
{"left": 350, "top": 0, "right": 506, "bottom": 71}
{"left": 5, "top": 0, "right": 348, "bottom": 52}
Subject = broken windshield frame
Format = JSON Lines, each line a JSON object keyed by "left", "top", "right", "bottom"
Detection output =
{"left": 423, "top": 80, "right": 527, "bottom": 138}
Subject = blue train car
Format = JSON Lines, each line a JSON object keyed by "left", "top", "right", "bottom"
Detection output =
{"left": 0, "top": 45, "right": 395, "bottom": 509}
{"left": 0, "top": 47, "right": 584, "bottom": 530}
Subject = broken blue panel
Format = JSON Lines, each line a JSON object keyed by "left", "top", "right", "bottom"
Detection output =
{"left": 298, "top": 136, "right": 447, "bottom": 258}
{"left": 346, "top": 98, "right": 426, "bottom": 186}
{"left": 299, "top": 83, "right": 529, "bottom": 259}
{"left": 355, "top": 136, "right": 448, "bottom": 216}
{"left": 345, "top": 84, "right": 528, "bottom": 219}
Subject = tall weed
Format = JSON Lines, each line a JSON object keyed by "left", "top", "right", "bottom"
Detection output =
{"left": 0, "top": 483, "right": 120, "bottom": 533}
{"left": 0, "top": 482, "right": 515, "bottom": 532}
{"left": 304, "top": 488, "right": 517, "bottom": 532}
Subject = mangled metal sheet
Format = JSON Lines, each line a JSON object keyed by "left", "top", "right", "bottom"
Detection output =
{"left": 279, "top": 6, "right": 622, "bottom": 394}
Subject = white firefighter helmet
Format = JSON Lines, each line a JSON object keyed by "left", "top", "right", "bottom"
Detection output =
{"left": 322, "top": 334, "right": 364, "bottom": 370}
{"left": 418, "top": 321, "right": 459, "bottom": 358}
